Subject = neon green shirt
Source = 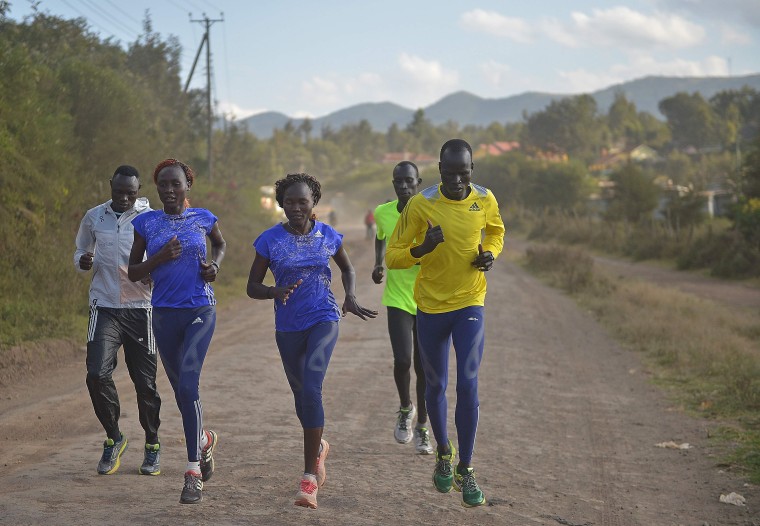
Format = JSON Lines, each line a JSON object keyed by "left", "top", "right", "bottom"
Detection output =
{"left": 386, "top": 183, "right": 505, "bottom": 314}
{"left": 375, "top": 200, "right": 419, "bottom": 315}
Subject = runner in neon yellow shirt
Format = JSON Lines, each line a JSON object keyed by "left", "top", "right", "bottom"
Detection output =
{"left": 372, "top": 161, "right": 432, "bottom": 454}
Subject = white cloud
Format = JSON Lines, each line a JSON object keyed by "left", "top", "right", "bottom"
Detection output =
{"left": 302, "top": 76, "right": 341, "bottom": 107}
{"left": 558, "top": 54, "right": 730, "bottom": 93}
{"left": 479, "top": 60, "right": 512, "bottom": 87}
{"left": 460, "top": 9, "right": 533, "bottom": 43}
{"left": 398, "top": 53, "right": 457, "bottom": 85}
{"left": 720, "top": 24, "right": 752, "bottom": 45}
{"left": 655, "top": 0, "right": 760, "bottom": 28}
{"left": 397, "top": 53, "right": 460, "bottom": 108}
{"left": 294, "top": 55, "right": 460, "bottom": 116}
{"left": 217, "top": 101, "right": 267, "bottom": 120}
{"left": 547, "top": 6, "right": 705, "bottom": 49}
{"left": 540, "top": 17, "right": 582, "bottom": 48}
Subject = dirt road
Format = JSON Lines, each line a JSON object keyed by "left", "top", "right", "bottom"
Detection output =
{"left": 1, "top": 228, "right": 758, "bottom": 525}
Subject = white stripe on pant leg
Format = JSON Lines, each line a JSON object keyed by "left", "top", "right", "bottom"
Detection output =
{"left": 88, "top": 306, "right": 98, "bottom": 342}
{"left": 146, "top": 308, "right": 156, "bottom": 355}
{"left": 195, "top": 400, "right": 204, "bottom": 461}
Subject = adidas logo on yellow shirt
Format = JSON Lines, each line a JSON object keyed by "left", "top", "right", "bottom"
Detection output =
{"left": 468, "top": 203, "right": 480, "bottom": 211}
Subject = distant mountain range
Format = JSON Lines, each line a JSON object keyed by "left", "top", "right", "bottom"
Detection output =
{"left": 238, "top": 74, "right": 760, "bottom": 139}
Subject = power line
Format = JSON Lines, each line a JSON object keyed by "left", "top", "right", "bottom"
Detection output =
{"left": 76, "top": 0, "right": 140, "bottom": 40}
{"left": 165, "top": 0, "right": 192, "bottom": 16}
{"left": 61, "top": 0, "right": 116, "bottom": 37}
{"left": 103, "top": 0, "right": 142, "bottom": 27}
{"left": 202, "top": 0, "right": 223, "bottom": 13}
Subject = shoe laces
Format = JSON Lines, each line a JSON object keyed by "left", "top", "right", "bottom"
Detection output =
{"left": 184, "top": 472, "right": 202, "bottom": 491}
{"left": 459, "top": 468, "right": 480, "bottom": 493}
{"left": 396, "top": 409, "right": 411, "bottom": 431}
{"left": 101, "top": 440, "right": 115, "bottom": 462}
{"left": 435, "top": 457, "right": 452, "bottom": 477}
{"left": 299, "top": 478, "right": 317, "bottom": 495}
{"left": 417, "top": 427, "right": 430, "bottom": 444}
{"left": 144, "top": 445, "right": 159, "bottom": 465}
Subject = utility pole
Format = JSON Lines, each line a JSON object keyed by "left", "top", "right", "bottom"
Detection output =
{"left": 186, "top": 13, "right": 224, "bottom": 180}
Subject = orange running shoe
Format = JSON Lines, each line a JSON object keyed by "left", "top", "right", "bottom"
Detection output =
{"left": 294, "top": 473, "right": 319, "bottom": 509}
{"left": 315, "top": 439, "right": 330, "bottom": 487}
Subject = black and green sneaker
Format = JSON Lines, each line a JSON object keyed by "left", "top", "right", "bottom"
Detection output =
{"left": 97, "top": 433, "right": 128, "bottom": 475}
{"left": 453, "top": 465, "right": 486, "bottom": 507}
{"left": 432, "top": 440, "right": 456, "bottom": 493}
{"left": 139, "top": 443, "right": 161, "bottom": 475}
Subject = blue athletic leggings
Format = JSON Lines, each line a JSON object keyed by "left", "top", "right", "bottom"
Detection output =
{"left": 416, "top": 306, "right": 484, "bottom": 465}
{"left": 275, "top": 321, "right": 339, "bottom": 429}
{"left": 152, "top": 305, "right": 216, "bottom": 462}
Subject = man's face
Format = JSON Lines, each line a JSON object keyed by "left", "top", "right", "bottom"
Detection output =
{"left": 438, "top": 148, "right": 473, "bottom": 201}
{"left": 392, "top": 165, "right": 421, "bottom": 205}
{"left": 110, "top": 173, "right": 140, "bottom": 213}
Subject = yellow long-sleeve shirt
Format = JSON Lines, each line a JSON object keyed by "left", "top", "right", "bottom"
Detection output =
{"left": 386, "top": 183, "right": 505, "bottom": 314}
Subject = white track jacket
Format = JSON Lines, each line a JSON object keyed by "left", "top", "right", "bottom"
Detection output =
{"left": 74, "top": 197, "right": 152, "bottom": 308}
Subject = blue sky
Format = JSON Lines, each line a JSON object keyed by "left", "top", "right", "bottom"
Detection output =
{"left": 7, "top": 0, "right": 760, "bottom": 119}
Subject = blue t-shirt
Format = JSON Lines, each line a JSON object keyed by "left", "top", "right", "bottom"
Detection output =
{"left": 253, "top": 221, "right": 343, "bottom": 332}
{"left": 132, "top": 208, "right": 218, "bottom": 308}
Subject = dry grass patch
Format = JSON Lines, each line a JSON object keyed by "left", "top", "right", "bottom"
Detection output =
{"left": 523, "top": 244, "right": 760, "bottom": 482}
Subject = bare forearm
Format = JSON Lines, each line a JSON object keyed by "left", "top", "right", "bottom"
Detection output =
{"left": 374, "top": 238, "right": 386, "bottom": 268}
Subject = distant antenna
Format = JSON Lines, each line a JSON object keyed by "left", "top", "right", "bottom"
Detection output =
{"left": 185, "top": 12, "right": 224, "bottom": 180}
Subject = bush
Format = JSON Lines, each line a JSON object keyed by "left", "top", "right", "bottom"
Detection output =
{"left": 525, "top": 244, "right": 595, "bottom": 293}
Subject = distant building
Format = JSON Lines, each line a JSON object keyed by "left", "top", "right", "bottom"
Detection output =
{"left": 474, "top": 141, "right": 521, "bottom": 158}
{"left": 590, "top": 144, "right": 661, "bottom": 175}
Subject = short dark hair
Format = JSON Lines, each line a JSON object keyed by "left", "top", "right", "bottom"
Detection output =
{"left": 274, "top": 173, "right": 322, "bottom": 207}
{"left": 440, "top": 139, "right": 472, "bottom": 160}
{"left": 113, "top": 165, "right": 139, "bottom": 179}
{"left": 393, "top": 161, "right": 419, "bottom": 176}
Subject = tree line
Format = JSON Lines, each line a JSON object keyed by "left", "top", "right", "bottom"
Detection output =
{"left": 1, "top": 8, "right": 758, "bottom": 345}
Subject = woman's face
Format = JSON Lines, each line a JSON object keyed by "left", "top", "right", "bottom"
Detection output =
{"left": 282, "top": 182, "right": 314, "bottom": 229}
{"left": 156, "top": 165, "right": 189, "bottom": 213}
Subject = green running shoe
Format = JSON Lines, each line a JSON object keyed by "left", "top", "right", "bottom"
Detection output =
{"left": 453, "top": 465, "right": 486, "bottom": 507}
{"left": 97, "top": 433, "right": 128, "bottom": 475}
{"left": 432, "top": 440, "right": 456, "bottom": 493}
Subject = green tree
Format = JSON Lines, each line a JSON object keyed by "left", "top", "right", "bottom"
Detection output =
{"left": 522, "top": 95, "right": 602, "bottom": 160}
{"left": 658, "top": 92, "right": 718, "bottom": 149}
{"left": 607, "top": 92, "right": 643, "bottom": 148}
{"left": 606, "top": 163, "right": 659, "bottom": 224}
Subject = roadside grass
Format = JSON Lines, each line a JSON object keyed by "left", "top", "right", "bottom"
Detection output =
{"left": 523, "top": 244, "right": 760, "bottom": 483}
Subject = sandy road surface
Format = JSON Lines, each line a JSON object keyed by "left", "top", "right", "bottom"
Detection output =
{"left": 1, "top": 228, "right": 758, "bottom": 525}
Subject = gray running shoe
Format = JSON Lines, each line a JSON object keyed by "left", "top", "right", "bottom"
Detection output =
{"left": 394, "top": 404, "right": 416, "bottom": 444}
{"left": 139, "top": 443, "right": 161, "bottom": 475}
{"left": 414, "top": 425, "right": 434, "bottom": 455}
{"left": 180, "top": 471, "right": 203, "bottom": 504}
{"left": 200, "top": 429, "right": 218, "bottom": 482}
{"left": 97, "top": 433, "right": 128, "bottom": 475}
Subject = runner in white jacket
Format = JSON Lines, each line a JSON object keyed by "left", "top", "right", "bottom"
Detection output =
{"left": 74, "top": 165, "right": 162, "bottom": 476}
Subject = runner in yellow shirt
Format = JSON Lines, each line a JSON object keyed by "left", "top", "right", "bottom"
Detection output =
{"left": 372, "top": 161, "right": 433, "bottom": 454}
{"left": 386, "top": 139, "right": 505, "bottom": 507}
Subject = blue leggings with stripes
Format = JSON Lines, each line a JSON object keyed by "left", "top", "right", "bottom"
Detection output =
{"left": 417, "top": 306, "right": 484, "bottom": 465}
{"left": 152, "top": 306, "right": 216, "bottom": 462}
{"left": 275, "top": 321, "right": 339, "bottom": 429}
